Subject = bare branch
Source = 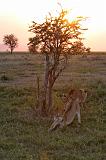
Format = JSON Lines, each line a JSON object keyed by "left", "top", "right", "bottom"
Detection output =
{"left": 51, "top": 64, "right": 66, "bottom": 87}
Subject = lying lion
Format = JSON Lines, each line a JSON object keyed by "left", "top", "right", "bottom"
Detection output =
{"left": 49, "top": 89, "right": 87, "bottom": 131}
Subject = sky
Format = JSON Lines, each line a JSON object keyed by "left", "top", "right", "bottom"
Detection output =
{"left": 0, "top": 0, "right": 106, "bottom": 51}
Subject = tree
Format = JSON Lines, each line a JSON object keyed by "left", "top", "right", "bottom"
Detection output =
{"left": 3, "top": 34, "right": 18, "bottom": 53}
{"left": 28, "top": 37, "right": 39, "bottom": 53}
{"left": 28, "top": 9, "right": 89, "bottom": 116}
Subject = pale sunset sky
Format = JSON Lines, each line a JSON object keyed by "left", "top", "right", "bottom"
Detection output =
{"left": 0, "top": 0, "right": 106, "bottom": 51}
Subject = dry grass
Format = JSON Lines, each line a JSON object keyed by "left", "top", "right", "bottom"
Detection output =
{"left": 0, "top": 52, "right": 105, "bottom": 160}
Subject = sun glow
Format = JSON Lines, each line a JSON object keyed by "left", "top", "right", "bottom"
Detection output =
{"left": 1, "top": 0, "right": 103, "bottom": 24}
{"left": 0, "top": 0, "right": 106, "bottom": 51}
{"left": 13, "top": 0, "right": 105, "bottom": 31}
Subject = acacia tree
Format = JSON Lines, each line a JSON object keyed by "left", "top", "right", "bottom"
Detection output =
{"left": 28, "top": 9, "right": 89, "bottom": 115}
{"left": 3, "top": 34, "right": 18, "bottom": 53}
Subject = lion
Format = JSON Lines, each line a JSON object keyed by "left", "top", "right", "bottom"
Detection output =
{"left": 49, "top": 89, "right": 87, "bottom": 131}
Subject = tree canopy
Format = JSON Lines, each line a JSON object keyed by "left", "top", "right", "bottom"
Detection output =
{"left": 28, "top": 10, "right": 88, "bottom": 55}
{"left": 3, "top": 34, "right": 18, "bottom": 53}
{"left": 28, "top": 9, "right": 89, "bottom": 115}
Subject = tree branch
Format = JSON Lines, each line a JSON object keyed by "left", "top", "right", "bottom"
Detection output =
{"left": 51, "top": 65, "right": 66, "bottom": 87}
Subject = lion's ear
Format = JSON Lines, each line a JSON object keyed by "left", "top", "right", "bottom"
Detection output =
{"left": 80, "top": 89, "right": 87, "bottom": 95}
{"left": 80, "top": 89, "right": 84, "bottom": 92}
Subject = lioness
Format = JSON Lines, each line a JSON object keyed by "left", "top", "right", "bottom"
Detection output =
{"left": 63, "top": 89, "right": 87, "bottom": 112}
{"left": 49, "top": 89, "right": 87, "bottom": 131}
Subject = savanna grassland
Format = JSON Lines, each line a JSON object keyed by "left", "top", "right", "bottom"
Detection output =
{"left": 0, "top": 52, "right": 105, "bottom": 160}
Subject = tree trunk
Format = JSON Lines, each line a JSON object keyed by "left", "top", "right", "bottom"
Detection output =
{"left": 40, "top": 53, "right": 67, "bottom": 116}
{"left": 44, "top": 54, "right": 49, "bottom": 91}
{"left": 36, "top": 76, "right": 40, "bottom": 107}
{"left": 42, "top": 53, "right": 50, "bottom": 115}
{"left": 47, "top": 85, "right": 52, "bottom": 113}
{"left": 10, "top": 47, "right": 14, "bottom": 54}
{"left": 11, "top": 48, "right": 12, "bottom": 54}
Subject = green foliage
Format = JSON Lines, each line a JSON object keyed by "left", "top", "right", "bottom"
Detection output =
{"left": 0, "top": 82, "right": 105, "bottom": 159}
{"left": 53, "top": 92, "right": 64, "bottom": 111}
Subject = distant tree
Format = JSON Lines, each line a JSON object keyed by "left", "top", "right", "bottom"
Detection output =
{"left": 28, "top": 9, "right": 89, "bottom": 116}
{"left": 3, "top": 34, "right": 18, "bottom": 53}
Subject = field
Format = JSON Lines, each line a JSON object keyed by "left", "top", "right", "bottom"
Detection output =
{"left": 0, "top": 52, "right": 105, "bottom": 160}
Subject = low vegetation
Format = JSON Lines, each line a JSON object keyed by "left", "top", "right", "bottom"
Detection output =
{"left": 0, "top": 52, "right": 105, "bottom": 160}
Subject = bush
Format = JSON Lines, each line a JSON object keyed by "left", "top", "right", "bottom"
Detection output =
{"left": 1, "top": 75, "right": 9, "bottom": 81}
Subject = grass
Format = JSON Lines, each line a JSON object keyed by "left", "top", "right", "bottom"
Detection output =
{"left": 0, "top": 52, "right": 105, "bottom": 160}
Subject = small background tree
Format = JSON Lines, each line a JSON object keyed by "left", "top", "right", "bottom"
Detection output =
{"left": 3, "top": 34, "right": 18, "bottom": 53}
{"left": 28, "top": 9, "right": 89, "bottom": 116}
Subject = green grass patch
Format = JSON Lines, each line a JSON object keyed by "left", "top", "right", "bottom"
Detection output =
{"left": 0, "top": 82, "right": 105, "bottom": 160}
{"left": 0, "top": 52, "right": 105, "bottom": 159}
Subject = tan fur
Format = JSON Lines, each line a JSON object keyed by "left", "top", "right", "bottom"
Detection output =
{"left": 63, "top": 89, "right": 87, "bottom": 112}
{"left": 64, "top": 89, "right": 87, "bottom": 103}
{"left": 49, "top": 89, "right": 87, "bottom": 131}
